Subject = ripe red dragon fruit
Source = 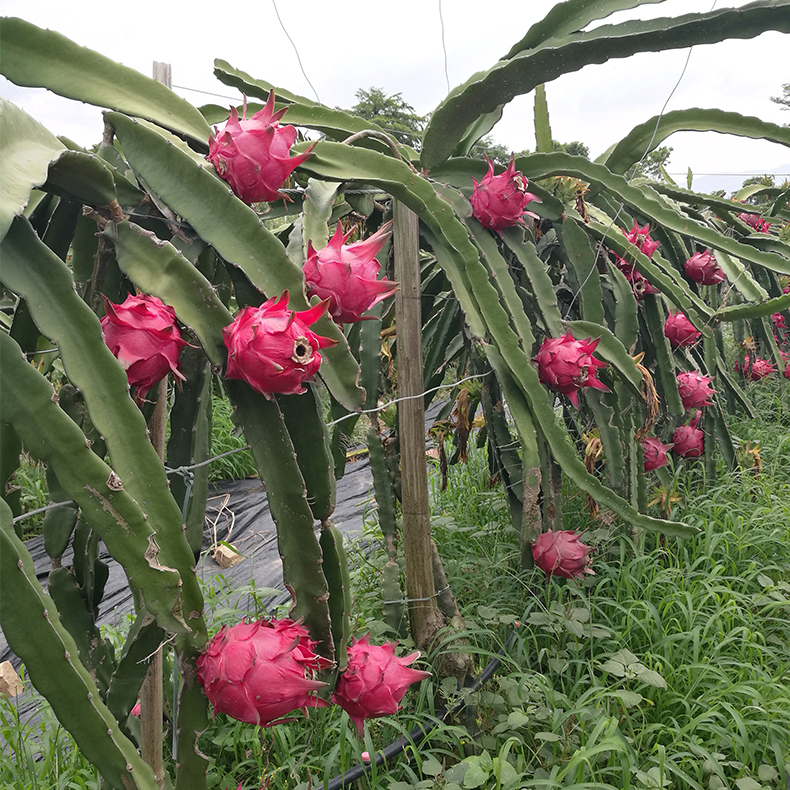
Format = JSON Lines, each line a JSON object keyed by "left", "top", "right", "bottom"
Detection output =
{"left": 737, "top": 212, "right": 771, "bottom": 233}
{"left": 610, "top": 252, "right": 659, "bottom": 299}
{"left": 785, "top": 363, "right": 790, "bottom": 380}
{"left": 208, "top": 90, "right": 314, "bottom": 204}
{"left": 470, "top": 155, "right": 541, "bottom": 231}
{"left": 303, "top": 221, "right": 398, "bottom": 323}
{"left": 672, "top": 414, "right": 704, "bottom": 459}
{"left": 684, "top": 250, "right": 725, "bottom": 285}
{"left": 772, "top": 312, "right": 787, "bottom": 331}
{"left": 101, "top": 294, "right": 188, "bottom": 401}
{"left": 196, "top": 618, "right": 330, "bottom": 727}
{"left": 676, "top": 371, "right": 716, "bottom": 410}
{"left": 331, "top": 636, "right": 431, "bottom": 734}
{"left": 748, "top": 357, "right": 776, "bottom": 380}
{"left": 535, "top": 331, "right": 609, "bottom": 408}
{"left": 641, "top": 436, "right": 673, "bottom": 472}
{"left": 622, "top": 219, "right": 660, "bottom": 258}
{"left": 223, "top": 291, "right": 336, "bottom": 397}
{"left": 531, "top": 530, "right": 594, "bottom": 579}
{"left": 664, "top": 311, "right": 701, "bottom": 348}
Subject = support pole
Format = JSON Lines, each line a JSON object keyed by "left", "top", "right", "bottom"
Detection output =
{"left": 392, "top": 201, "right": 444, "bottom": 651}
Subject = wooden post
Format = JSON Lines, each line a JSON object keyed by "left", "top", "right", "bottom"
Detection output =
{"left": 140, "top": 60, "right": 172, "bottom": 789}
{"left": 392, "top": 201, "right": 444, "bottom": 651}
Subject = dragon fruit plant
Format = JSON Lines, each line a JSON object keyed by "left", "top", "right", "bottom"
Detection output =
{"left": 2, "top": 3, "right": 789, "bottom": 788}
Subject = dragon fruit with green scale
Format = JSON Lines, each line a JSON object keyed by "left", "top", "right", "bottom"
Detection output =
{"left": 223, "top": 291, "right": 336, "bottom": 397}
{"left": 208, "top": 90, "right": 315, "bottom": 204}
{"left": 196, "top": 618, "right": 330, "bottom": 727}
{"left": 470, "top": 155, "right": 541, "bottom": 231}
{"left": 535, "top": 331, "right": 609, "bottom": 407}
{"left": 303, "top": 221, "right": 398, "bottom": 323}
{"left": 331, "top": 636, "right": 431, "bottom": 734}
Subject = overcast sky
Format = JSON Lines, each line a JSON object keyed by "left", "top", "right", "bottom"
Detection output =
{"left": 2, "top": 0, "right": 788, "bottom": 191}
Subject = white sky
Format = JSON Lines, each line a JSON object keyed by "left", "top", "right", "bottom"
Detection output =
{"left": 2, "top": 0, "right": 788, "bottom": 191}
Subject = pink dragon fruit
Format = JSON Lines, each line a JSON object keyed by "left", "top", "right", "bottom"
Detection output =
{"left": 785, "top": 364, "right": 790, "bottom": 380}
{"left": 331, "top": 636, "right": 431, "bottom": 734}
{"left": 737, "top": 212, "right": 771, "bottom": 233}
{"left": 672, "top": 415, "right": 704, "bottom": 459}
{"left": 470, "top": 155, "right": 541, "bottom": 231}
{"left": 684, "top": 250, "right": 725, "bottom": 285}
{"left": 208, "top": 90, "right": 315, "bottom": 204}
{"left": 772, "top": 313, "right": 787, "bottom": 331}
{"left": 535, "top": 332, "right": 609, "bottom": 407}
{"left": 664, "top": 311, "right": 701, "bottom": 348}
{"left": 622, "top": 219, "right": 661, "bottom": 258}
{"left": 610, "top": 252, "right": 659, "bottom": 299}
{"left": 196, "top": 618, "right": 331, "bottom": 727}
{"left": 101, "top": 294, "right": 188, "bottom": 401}
{"left": 303, "top": 221, "right": 398, "bottom": 323}
{"left": 677, "top": 371, "right": 716, "bottom": 410}
{"left": 223, "top": 291, "right": 337, "bottom": 397}
{"left": 532, "top": 530, "right": 594, "bottom": 580}
{"left": 748, "top": 357, "right": 776, "bottom": 380}
{"left": 642, "top": 436, "right": 673, "bottom": 472}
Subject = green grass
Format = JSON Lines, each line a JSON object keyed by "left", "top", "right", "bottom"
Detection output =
{"left": 3, "top": 381, "right": 790, "bottom": 789}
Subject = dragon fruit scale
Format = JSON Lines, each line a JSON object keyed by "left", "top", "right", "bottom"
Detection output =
{"left": 676, "top": 371, "right": 716, "bottom": 410}
{"left": 223, "top": 291, "right": 337, "bottom": 397}
{"left": 208, "top": 90, "right": 315, "bottom": 204}
{"left": 672, "top": 415, "right": 704, "bottom": 459}
{"left": 664, "top": 311, "right": 701, "bottom": 349}
{"left": 642, "top": 436, "right": 673, "bottom": 472}
{"left": 331, "top": 636, "right": 431, "bottom": 734}
{"left": 535, "top": 331, "right": 610, "bottom": 408}
{"left": 100, "top": 293, "right": 188, "bottom": 401}
{"left": 303, "top": 221, "right": 398, "bottom": 323}
{"left": 470, "top": 155, "right": 541, "bottom": 231}
{"left": 532, "top": 530, "right": 594, "bottom": 580}
{"left": 622, "top": 219, "right": 660, "bottom": 259}
{"left": 196, "top": 618, "right": 331, "bottom": 727}
{"left": 684, "top": 250, "right": 725, "bottom": 285}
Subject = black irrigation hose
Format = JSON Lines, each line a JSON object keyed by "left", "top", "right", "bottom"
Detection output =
{"left": 326, "top": 620, "right": 527, "bottom": 790}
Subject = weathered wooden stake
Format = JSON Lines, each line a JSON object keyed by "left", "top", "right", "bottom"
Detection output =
{"left": 393, "top": 201, "right": 444, "bottom": 652}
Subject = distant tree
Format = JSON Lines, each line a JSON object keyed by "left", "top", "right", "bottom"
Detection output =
{"left": 553, "top": 140, "right": 590, "bottom": 158}
{"left": 469, "top": 135, "right": 513, "bottom": 167}
{"left": 347, "top": 87, "right": 426, "bottom": 148}
{"left": 625, "top": 146, "right": 673, "bottom": 180}
{"left": 739, "top": 174, "right": 775, "bottom": 205}
{"left": 770, "top": 83, "right": 790, "bottom": 124}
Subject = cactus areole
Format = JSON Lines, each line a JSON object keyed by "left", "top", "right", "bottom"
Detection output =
{"left": 469, "top": 155, "right": 541, "bottom": 231}
{"left": 303, "top": 221, "right": 399, "bottom": 323}
{"left": 100, "top": 293, "right": 188, "bottom": 400}
{"left": 196, "top": 618, "right": 330, "bottom": 727}
{"left": 222, "top": 291, "right": 337, "bottom": 397}
{"left": 330, "top": 636, "right": 431, "bottom": 734}
{"left": 207, "top": 90, "right": 315, "bottom": 204}
{"left": 531, "top": 529, "right": 594, "bottom": 579}
{"left": 535, "top": 331, "right": 609, "bottom": 408}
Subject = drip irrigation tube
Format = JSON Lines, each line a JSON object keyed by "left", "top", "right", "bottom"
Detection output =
{"left": 326, "top": 621, "right": 526, "bottom": 790}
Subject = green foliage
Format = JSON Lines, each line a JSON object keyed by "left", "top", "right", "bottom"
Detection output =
{"left": 553, "top": 139, "right": 590, "bottom": 158}
{"left": 347, "top": 87, "right": 426, "bottom": 148}
{"left": 625, "top": 144, "right": 673, "bottom": 179}
{"left": 770, "top": 81, "right": 790, "bottom": 121}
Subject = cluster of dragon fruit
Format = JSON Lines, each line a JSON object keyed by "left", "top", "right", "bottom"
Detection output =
{"left": 96, "top": 91, "right": 786, "bottom": 711}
